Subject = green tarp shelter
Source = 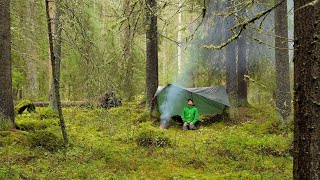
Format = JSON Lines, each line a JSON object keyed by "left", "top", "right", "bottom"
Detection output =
{"left": 155, "top": 84, "right": 230, "bottom": 118}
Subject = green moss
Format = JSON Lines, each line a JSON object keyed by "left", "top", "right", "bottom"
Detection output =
{"left": 14, "top": 100, "right": 35, "bottom": 114}
{"left": 27, "top": 130, "right": 65, "bottom": 152}
{"left": 0, "top": 118, "right": 14, "bottom": 130}
{"left": 136, "top": 122, "right": 171, "bottom": 147}
{"left": 0, "top": 167, "right": 19, "bottom": 179}
{"left": 39, "top": 107, "right": 59, "bottom": 119}
{"left": 133, "top": 111, "right": 150, "bottom": 124}
{"left": 1, "top": 105, "right": 293, "bottom": 179}
{"left": 0, "top": 130, "right": 28, "bottom": 147}
{"left": 15, "top": 118, "right": 58, "bottom": 132}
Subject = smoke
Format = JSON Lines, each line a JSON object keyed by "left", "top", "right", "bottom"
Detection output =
{"left": 159, "top": 1, "right": 231, "bottom": 125}
{"left": 159, "top": 85, "right": 185, "bottom": 126}
{"left": 159, "top": 1, "right": 283, "bottom": 125}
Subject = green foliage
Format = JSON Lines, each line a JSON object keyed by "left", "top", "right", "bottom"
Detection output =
{"left": 0, "top": 117, "right": 13, "bottom": 130}
{"left": 134, "top": 110, "right": 150, "bottom": 124}
{"left": 38, "top": 107, "right": 59, "bottom": 120}
{"left": 1, "top": 105, "right": 293, "bottom": 178}
{"left": 14, "top": 108, "right": 59, "bottom": 132}
{"left": 0, "top": 130, "right": 28, "bottom": 147}
{"left": 247, "top": 59, "right": 276, "bottom": 107}
{"left": 0, "top": 167, "right": 19, "bottom": 180}
{"left": 27, "top": 130, "right": 65, "bottom": 152}
{"left": 15, "top": 119, "right": 57, "bottom": 132}
{"left": 11, "top": 70, "right": 24, "bottom": 91}
{"left": 136, "top": 122, "right": 171, "bottom": 147}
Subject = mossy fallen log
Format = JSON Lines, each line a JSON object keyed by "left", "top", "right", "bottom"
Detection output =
{"left": 14, "top": 100, "right": 36, "bottom": 114}
{"left": 33, "top": 101, "right": 89, "bottom": 107}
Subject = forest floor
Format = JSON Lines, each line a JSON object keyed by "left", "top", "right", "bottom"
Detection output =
{"left": 0, "top": 102, "right": 293, "bottom": 179}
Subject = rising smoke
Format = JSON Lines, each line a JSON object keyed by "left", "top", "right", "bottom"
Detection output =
{"left": 159, "top": 0, "right": 288, "bottom": 124}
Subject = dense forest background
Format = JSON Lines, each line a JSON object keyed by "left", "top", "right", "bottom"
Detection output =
{"left": 1, "top": 0, "right": 320, "bottom": 179}
{"left": 10, "top": 0, "right": 293, "bottom": 104}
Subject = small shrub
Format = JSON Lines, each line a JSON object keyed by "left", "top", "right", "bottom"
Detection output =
{"left": 0, "top": 112, "right": 14, "bottom": 130}
{"left": 0, "top": 130, "right": 28, "bottom": 147}
{"left": 15, "top": 120, "right": 48, "bottom": 131}
{"left": 185, "top": 158, "right": 206, "bottom": 170}
{"left": 0, "top": 119, "right": 14, "bottom": 130}
{"left": 136, "top": 122, "right": 171, "bottom": 147}
{"left": 133, "top": 111, "right": 150, "bottom": 124}
{"left": 28, "top": 130, "right": 65, "bottom": 152}
{"left": 0, "top": 167, "right": 19, "bottom": 179}
{"left": 39, "top": 108, "right": 59, "bottom": 119}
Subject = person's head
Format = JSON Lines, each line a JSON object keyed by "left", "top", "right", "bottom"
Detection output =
{"left": 187, "top": 99, "right": 193, "bottom": 106}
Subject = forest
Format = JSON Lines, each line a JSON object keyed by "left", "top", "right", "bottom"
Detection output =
{"left": 0, "top": 0, "right": 319, "bottom": 179}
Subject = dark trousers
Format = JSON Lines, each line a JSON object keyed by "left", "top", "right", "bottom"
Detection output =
{"left": 172, "top": 115, "right": 200, "bottom": 127}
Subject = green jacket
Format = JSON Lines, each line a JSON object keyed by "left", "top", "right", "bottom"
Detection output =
{"left": 182, "top": 106, "right": 199, "bottom": 124}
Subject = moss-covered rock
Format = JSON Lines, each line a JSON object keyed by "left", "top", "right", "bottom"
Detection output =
{"left": 27, "top": 130, "right": 65, "bottom": 152}
{"left": 15, "top": 119, "right": 54, "bottom": 131}
{"left": 136, "top": 122, "right": 171, "bottom": 147}
{"left": 14, "top": 100, "right": 36, "bottom": 114}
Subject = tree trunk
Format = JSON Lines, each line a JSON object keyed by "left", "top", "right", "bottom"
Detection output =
{"left": 48, "top": 0, "right": 62, "bottom": 111}
{"left": 26, "top": 0, "right": 39, "bottom": 100}
{"left": 45, "top": 0, "right": 68, "bottom": 144}
{"left": 123, "top": 0, "right": 134, "bottom": 101}
{"left": 224, "top": 2, "right": 237, "bottom": 105}
{"left": 237, "top": 34, "right": 248, "bottom": 107}
{"left": 177, "top": 0, "right": 183, "bottom": 75}
{"left": 146, "top": 0, "right": 159, "bottom": 110}
{"left": 275, "top": 0, "right": 291, "bottom": 121}
{"left": 293, "top": 0, "right": 320, "bottom": 179}
{"left": 162, "top": 26, "right": 168, "bottom": 85}
{"left": 0, "top": 0, "right": 15, "bottom": 125}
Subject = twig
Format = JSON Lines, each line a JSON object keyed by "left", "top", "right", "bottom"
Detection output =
{"left": 204, "top": 28, "right": 243, "bottom": 50}
{"left": 295, "top": 0, "right": 319, "bottom": 11}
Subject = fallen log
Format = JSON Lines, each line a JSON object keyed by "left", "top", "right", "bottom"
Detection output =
{"left": 15, "top": 91, "right": 122, "bottom": 110}
{"left": 15, "top": 100, "right": 36, "bottom": 114}
{"left": 33, "top": 101, "right": 90, "bottom": 107}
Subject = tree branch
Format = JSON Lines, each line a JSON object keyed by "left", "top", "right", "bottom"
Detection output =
{"left": 204, "top": 0, "right": 285, "bottom": 50}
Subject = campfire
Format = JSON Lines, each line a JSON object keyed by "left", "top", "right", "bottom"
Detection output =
{"left": 159, "top": 115, "right": 170, "bottom": 129}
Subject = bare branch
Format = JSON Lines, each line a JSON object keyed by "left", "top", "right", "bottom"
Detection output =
{"left": 204, "top": 28, "right": 243, "bottom": 50}
{"left": 295, "top": 0, "right": 320, "bottom": 11}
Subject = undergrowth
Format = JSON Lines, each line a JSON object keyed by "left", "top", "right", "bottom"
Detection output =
{"left": 0, "top": 103, "right": 293, "bottom": 179}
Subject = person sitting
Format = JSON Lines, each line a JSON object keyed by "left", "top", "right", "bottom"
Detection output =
{"left": 182, "top": 99, "right": 199, "bottom": 130}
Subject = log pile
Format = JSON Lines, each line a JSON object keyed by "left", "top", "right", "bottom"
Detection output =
{"left": 15, "top": 91, "right": 122, "bottom": 111}
{"left": 98, "top": 91, "right": 122, "bottom": 109}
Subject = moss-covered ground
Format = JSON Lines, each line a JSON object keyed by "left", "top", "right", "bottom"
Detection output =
{"left": 0, "top": 103, "right": 293, "bottom": 179}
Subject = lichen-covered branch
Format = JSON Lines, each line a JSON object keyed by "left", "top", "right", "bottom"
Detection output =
{"left": 204, "top": 0, "right": 285, "bottom": 50}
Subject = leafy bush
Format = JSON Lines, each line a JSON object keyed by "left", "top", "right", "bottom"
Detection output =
{"left": 15, "top": 120, "right": 48, "bottom": 131}
{"left": 27, "top": 130, "right": 65, "bottom": 152}
{"left": 0, "top": 130, "right": 28, "bottom": 147}
{"left": 39, "top": 108, "right": 59, "bottom": 120}
{"left": 0, "top": 167, "right": 19, "bottom": 179}
{"left": 133, "top": 111, "right": 150, "bottom": 124}
{"left": 0, "top": 115, "right": 14, "bottom": 130}
{"left": 136, "top": 122, "right": 171, "bottom": 147}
